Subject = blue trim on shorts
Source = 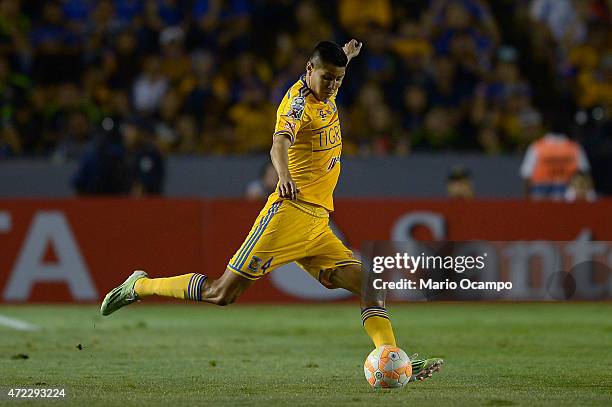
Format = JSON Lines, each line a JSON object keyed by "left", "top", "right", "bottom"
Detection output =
{"left": 237, "top": 202, "right": 280, "bottom": 268}
{"left": 227, "top": 263, "right": 259, "bottom": 280}
{"left": 231, "top": 202, "right": 281, "bottom": 269}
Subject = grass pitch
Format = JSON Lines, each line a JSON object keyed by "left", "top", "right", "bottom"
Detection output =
{"left": 0, "top": 303, "right": 610, "bottom": 406}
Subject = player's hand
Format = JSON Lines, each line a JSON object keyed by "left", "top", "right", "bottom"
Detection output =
{"left": 278, "top": 176, "right": 299, "bottom": 200}
{"left": 343, "top": 39, "right": 363, "bottom": 61}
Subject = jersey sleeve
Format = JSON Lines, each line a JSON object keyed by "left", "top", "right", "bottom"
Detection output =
{"left": 274, "top": 89, "right": 309, "bottom": 145}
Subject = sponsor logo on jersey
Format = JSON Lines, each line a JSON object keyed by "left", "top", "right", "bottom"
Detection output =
{"left": 286, "top": 96, "right": 305, "bottom": 120}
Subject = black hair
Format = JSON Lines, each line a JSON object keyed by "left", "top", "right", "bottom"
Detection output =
{"left": 310, "top": 41, "right": 348, "bottom": 68}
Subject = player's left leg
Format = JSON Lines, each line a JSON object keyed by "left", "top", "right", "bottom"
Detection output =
{"left": 102, "top": 199, "right": 292, "bottom": 316}
{"left": 100, "top": 267, "right": 254, "bottom": 315}
{"left": 134, "top": 267, "right": 254, "bottom": 306}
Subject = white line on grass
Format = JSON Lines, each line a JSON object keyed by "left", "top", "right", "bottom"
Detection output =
{"left": 0, "top": 314, "right": 39, "bottom": 331}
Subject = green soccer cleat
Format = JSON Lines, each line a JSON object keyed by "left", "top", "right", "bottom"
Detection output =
{"left": 410, "top": 354, "right": 444, "bottom": 382}
{"left": 100, "top": 270, "right": 148, "bottom": 316}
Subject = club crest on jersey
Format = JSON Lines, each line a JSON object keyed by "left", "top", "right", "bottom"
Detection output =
{"left": 318, "top": 108, "right": 333, "bottom": 121}
{"left": 248, "top": 256, "right": 262, "bottom": 272}
{"left": 286, "top": 96, "right": 305, "bottom": 119}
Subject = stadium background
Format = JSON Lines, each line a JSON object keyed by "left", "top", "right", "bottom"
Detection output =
{"left": 0, "top": 0, "right": 611, "bottom": 303}
{"left": 0, "top": 2, "right": 611, "bottom": 406}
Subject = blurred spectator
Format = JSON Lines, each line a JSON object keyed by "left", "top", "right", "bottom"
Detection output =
{"left": 0, "top": 57, "right": 30, "bottom": 122}
{"left": 72, "top": 119, "right": 128, "bottom": 195}
{"left": 72, "top": 116, "right": 164, "bottom": 196}
{"left": 0, "top": 0, "right": 31, "bottom": 70}
{"left": 520, "top": 111, "right": 591, "bottom": 200}
{"left": 159, "top": 26, "right": 191, "bottom": 84}
{"left": 122, "top": 116, "right": 165, "bottom": 196}
{"left": 575, "top": 51, "right": 612, "bottom": 110}
{"left": 564, "top": 171, "right": 597, "bottom": 202}
{"left": 428, "top": 0, "right": 500, "bottom": 44}
{"left": 245, "top": 162, "right": 278, "bottom": 201}
{"left": 360, "top": 26, "right": 396, "bottom": 85}
{"left": 229, "top": 52, "right": 271, "bottom": 103}
{"left": 346, "top": 81, "right": 388, "bottom": 154}
{"left": 0, "top": 126, "right": 21, "bottom": 157}
{"left": 400, "top": 84, "right": 429, "bottom": 138}
{"left": 155, "top": 86, "right": 183, "bottom": 151}
{"left": 52, "top": 110, "right": 92, "bottom": 162}
{"left": 392, "top": 20, "right": 433, "bottom": 64}
{"left": 397, "top": 84, "right": 428, "bottom": 153}
{"left": 106, "top": 30, "right": 141, "bottom": 90}
{"left": 30, "top": 1, "right": 81, "bottom": 84}
{"left": 182, "top": 50, "right": 229, "bottom": 131}
{"left": 0, "top": 0, "right": 606, "bottom": 195}
{"left": 175, "top": 115, "right": 202, "bottom": 154}
{"left": 132, "top": 55, "right": 168, "bottom": 114}
{"left": 529, "top": 0, "right": 586, "bottom": 46}
{"left": 339, "top": 0, "right": 392, "bottom": 37}
{"left": 228, "top": 85, "right": 274, "bottom": 153}
{"left": 294, "top": 1, "right": 333, "bottom": 53}
{"left": 157, "top": 0, "right": 183, "bottom": 26}
{"left": 426, "top": 56, "right": 464, "bottom": 109}
{"left": 214, "top": 0, "right": 253, "bottom": 56}
{"left": 446, "top": 165, "right": 474, "bottom": 199}
{"left": 411, "top": 107, "right": 459, "bottom": 151}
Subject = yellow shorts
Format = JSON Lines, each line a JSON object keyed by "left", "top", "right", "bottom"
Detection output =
{"left": 227, "top": 198, "right": 361, "bottom": 287}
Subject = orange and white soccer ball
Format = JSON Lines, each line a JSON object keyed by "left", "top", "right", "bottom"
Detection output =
{"left": 364, "top": 345, "right": 412, "bottom": 388}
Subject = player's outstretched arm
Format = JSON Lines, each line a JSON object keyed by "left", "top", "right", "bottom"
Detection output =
{"left": 270, "top": 135, "right": 299, "bottom": 200}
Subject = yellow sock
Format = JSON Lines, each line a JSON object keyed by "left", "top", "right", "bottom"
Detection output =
{"left": 362, "top": 307, "right": 396, "bottom": 347}
{"left": 134, "top": 273, "right": 207, "bottom": 301}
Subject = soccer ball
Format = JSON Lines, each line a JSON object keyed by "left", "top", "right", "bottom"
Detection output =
{"left": 364, "top": 345, "right": 412, "bottom": 388}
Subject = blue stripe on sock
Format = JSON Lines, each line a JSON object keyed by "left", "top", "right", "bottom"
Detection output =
{"left": 196, "top": 274, "right": 207, "bottom": 301}
{"left": 237, "top": 203, "right": 280, "bottom": 269}
{"left": 361, "top": 306, "right": 387, "bottom": 312}
{"left": 190, "top": 275, "right": 194, "bottom": 300}
{"left": 189, "top": 275, "right": 195, "bottom": 300}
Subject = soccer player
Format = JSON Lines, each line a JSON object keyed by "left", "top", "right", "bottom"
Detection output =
{"left": 101, "top": 40, "right": 443, "bottom": 382}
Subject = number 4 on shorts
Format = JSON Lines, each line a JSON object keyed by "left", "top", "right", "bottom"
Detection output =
{"left": 262, "top": 258, "right": 273, "bottom": 273}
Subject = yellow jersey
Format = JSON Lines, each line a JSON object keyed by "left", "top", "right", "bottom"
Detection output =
{"left": 271, "top": 75, "right": 342, "bottom": 212}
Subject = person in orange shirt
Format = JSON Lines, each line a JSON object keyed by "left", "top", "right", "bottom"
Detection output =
{"left": 520, "top": 112, "right": 591, "bottom": 200}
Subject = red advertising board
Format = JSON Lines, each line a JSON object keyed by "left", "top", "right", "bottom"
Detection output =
{"left": 0, "top": 199, "right": 611, "bottom": 303}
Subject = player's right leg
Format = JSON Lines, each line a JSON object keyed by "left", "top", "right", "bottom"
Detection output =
{"left": 301, "top": 218, "right": 445, "bottom": 382}
{"left": 328, "top": 264, "right": 444, "bottom": 381}
{"left": 100, "top": 267, "right": 253, "bottom": 315}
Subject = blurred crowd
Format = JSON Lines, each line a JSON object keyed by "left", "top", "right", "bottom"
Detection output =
{"left": 0, "top": 0, "right": 610, "bottom": 193}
